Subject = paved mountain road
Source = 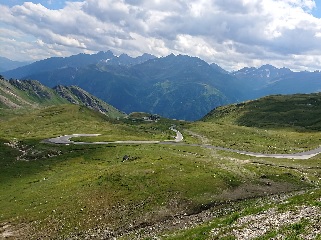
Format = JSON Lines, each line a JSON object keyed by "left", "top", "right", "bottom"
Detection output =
{"left": 43, "top": 127, "right": 183, "bottom": 145}
{"left": 43, "top": 128, "right": 321, "bottom": 160}
{"left": 44, "top": 134, "right": 161, "bottom": 145}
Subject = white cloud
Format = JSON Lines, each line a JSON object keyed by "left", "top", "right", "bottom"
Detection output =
{"left": 281, "top": 0, "right": 316, "bottom": 10}
{"left": 1, "top": 0, "right": 321, "bottom": 71}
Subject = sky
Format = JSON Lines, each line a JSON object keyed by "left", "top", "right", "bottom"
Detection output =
{"left": 1, "top": 0, "right": 321, "bottom": 71}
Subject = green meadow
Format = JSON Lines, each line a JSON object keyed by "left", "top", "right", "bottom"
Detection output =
{"left": 1, "top": 99, "right": 321, "bottom": 239}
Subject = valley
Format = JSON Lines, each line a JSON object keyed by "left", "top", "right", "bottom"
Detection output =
{"left": 1, "top": 54, "right": 321, "bottom": 239}
{"left": 2, "top": 0, "right": 321, "bottom": 238}
{"left": 1, "top": 88, "right": 321, "bottom": 239}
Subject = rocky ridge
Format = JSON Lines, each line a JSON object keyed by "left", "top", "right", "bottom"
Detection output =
{"left": 0, "top": 76, "right": 125, "bottom": 118}
{"left": 53, "top": 85, "right": 125, "bottom": 117}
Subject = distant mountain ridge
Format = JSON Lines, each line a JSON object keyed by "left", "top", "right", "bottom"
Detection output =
{"left": 2, "top": 51, "right": 321, "bottom": 120}
{"left": 233, "top": 65, "right": 321, "bottom": 99}
{"left": 2, "top": 51, "right": 156, "bottom": 79}
{"left": 0, "top": 76, "right": 125, "bottom": 118}
{"left": 0, "top": 57, "right": 30, "bottom": 72}
{"left": 5, "top": 53, "right": 244, "bottom": 120}
{"left": 233, "top": 64, "right": 293, "bottom": 88}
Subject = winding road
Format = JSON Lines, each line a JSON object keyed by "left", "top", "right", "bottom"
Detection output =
{"left": 43, "top": 126, "right": 183, "bottom": 145}
{"left": 43, "top": 128, "right": 321, "bottom": 160}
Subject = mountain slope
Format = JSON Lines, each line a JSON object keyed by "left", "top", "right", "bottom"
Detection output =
{"left": 0, "top": 76, "right": 125, "bottom": 118}
{"left": 203, "top": 93, "right": 321, "bottom": 131}
{"left": 0, "top": 76, "right": 68, "bottom": 110}
{"left": 0, "top": 77, "right": 39, "bottom": 109}
{"left": 53, "top": 85, "right": 125, "bottom": 118}
{"left": 128, "top": 54, "right": 244, "bottom": 120}
{"left": 9, "top": 79, "right": 69, "bottom": 106}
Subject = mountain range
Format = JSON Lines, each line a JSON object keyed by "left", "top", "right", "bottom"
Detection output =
{"left": 2, "top": 51, "right": 321, "bottom": 120}
{"left": 232, "top": 64, "right": 321, "bottom": 98}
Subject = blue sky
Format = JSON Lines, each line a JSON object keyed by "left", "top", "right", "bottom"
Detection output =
{"left": 1, "top": 0, "right": 75, "bottom": 9}
{"left": 1, "top": 0, "right": 321, "bottom": 71}
{"left": 312, "top": 0, "right": 321, "bottom": 17}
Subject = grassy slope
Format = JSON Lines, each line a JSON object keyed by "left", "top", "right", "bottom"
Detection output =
{"left": 203, "top": 93, "right": 321, "bottom": 130}
{"left": 185, "top": 94, "right": 321, "bottom": 154}
{"left": 0, "top": 95, "right": 321, "bottom": 239}
{"left": 156, "top": 94, "right": 321, "bottom": 239}
{"left": 161, "top": 93, "right": 321, "bottom": 239}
